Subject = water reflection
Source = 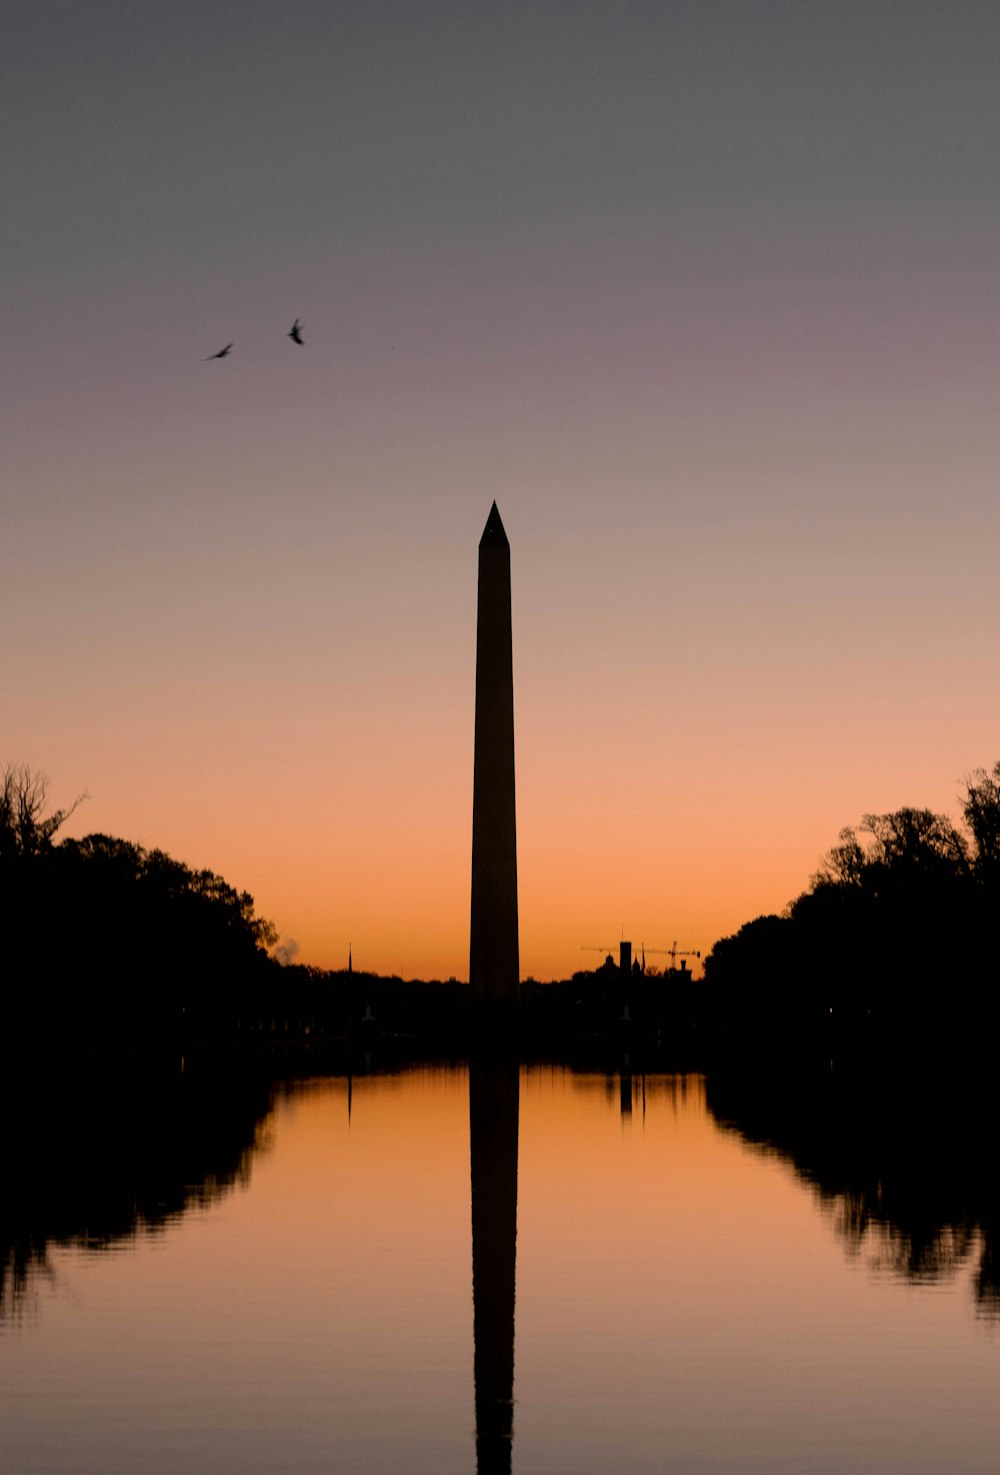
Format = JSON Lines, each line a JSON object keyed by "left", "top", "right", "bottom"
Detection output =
{"left": 619, "top": 1057, "right": 632, "bottom": 1119}
{"left": 707, "top": 1064, "right": 1000, "bottom": 1318}
{"left": 8, "top": 1054, "right": 997, "bottom": 1339}
{"left": 469, "top": 1054, "right": 519, "bottom": 1475}
{"left": 1, "top": 1060, "right": 274, "bottom": 1323}
{"left": 5, "top": 1053, "right": 1000, "bottom": 1473}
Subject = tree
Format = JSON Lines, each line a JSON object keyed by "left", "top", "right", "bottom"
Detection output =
{"left": 858, "top": 807, "right": 968, "bottom": 879}
{"left": 812, "top": 827, "right": 867, "bottom": 890}
{"left": 1, "top": 765, "right": 277, "bottom": 1050}
{"left": 811, "top": 806, "right": 968, "bottom": 903}
{"left": 962, "top": 763, "right": 1000, "bottom": 879}
{"left": 0, "top": 763, "right": 84, "bottom": 863}
{"left": 705, "top": 763, "right": 1000, "bottom": 1047}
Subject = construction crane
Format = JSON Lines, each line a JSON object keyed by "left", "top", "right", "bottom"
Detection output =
{"left": 581, "top": 941, "right": 701, "bottom": 973}
{"left": 642, "top": 942, "right": 701, "bottom": 971}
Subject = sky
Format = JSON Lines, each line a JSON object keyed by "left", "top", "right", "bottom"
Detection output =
{"left": 3, "top": 0, "right": 998, "bottom": 979}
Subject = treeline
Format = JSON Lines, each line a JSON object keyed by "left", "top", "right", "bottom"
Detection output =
{"left": 10, "top": 755, "right": 1000, "bottom": 1058}
{"left": 704, "top": 763, "right": 1000, "bottom": 1049}
{"left": 241, "top": 963, "right": 470, "bottom": 1043}
{"left": 2, "top": 765, "right": 277, "bottom": 1049}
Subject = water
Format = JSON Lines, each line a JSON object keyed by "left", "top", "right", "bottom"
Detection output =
{"left": 2, "top": 1060, "right": 997, "bottom": 1473}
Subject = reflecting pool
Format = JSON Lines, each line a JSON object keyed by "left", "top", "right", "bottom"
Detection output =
{"left": 2, "top": 1060, "right": 997, "bottom": 1473}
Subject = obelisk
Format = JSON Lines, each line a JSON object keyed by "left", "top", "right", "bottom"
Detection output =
{"left": 469, "top": 502, "right": 519, "bottom": 1002}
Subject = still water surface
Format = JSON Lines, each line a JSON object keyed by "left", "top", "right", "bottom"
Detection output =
{"left": 2, "top": 1063, "right": 997, "bottom": 1473}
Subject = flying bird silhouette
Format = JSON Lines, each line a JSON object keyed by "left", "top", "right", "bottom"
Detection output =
{"left": 288, "top": 318, "right": 304, "bottom": 345}
{"left": 205, "top": 343, "right": 232, "bottom": 359}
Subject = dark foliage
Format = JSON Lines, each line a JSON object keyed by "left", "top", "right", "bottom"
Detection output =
{"left": 1, "top": 764, "right": 277, "bottom": 1049}
{"left": 703, "top": 764, "right": 1000, "bottom": 1047}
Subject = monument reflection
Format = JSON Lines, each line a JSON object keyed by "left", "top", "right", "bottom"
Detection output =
{"left": 469, "top": 1054, "right": 520, "bottom": 1475}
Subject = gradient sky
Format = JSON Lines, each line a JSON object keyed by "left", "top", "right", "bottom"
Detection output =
{"left": 3, "top": 1, "right": 998, "bottom": 977}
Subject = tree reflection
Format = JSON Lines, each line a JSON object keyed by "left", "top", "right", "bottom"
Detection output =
{"left": 1, "top": 1059, "right": 275, "bottom": 1323}
{"left": 707, "top": 1064, "right": 1000, "bottom": 1319}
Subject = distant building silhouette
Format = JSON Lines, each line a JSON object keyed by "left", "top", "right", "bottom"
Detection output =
{"left": 469, "top": 504, "right": 519, "bottom": 1002}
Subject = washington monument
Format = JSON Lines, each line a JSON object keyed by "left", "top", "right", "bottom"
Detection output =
{"left": 469, "top": 502, "right": 519, "bottom": 1002}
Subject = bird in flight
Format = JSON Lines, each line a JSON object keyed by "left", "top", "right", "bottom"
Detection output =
{"left": 205, "top": 343, "right": 232, "bottom": 359}
{"left": 288, "top": 318, "right": 304, "bottom": 345}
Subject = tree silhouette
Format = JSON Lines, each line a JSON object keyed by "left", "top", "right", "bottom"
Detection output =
{"left": 1, "top": 765, "right": 276, "bottom": 1051}
{"left": 705, "top": 763, "right": 1000, "bottom": 1047}
{"left": 962, "top": 762, "right": 1000, "bottom": 881}
{"left": 0, "top": 763, "right": 84, "bottom": 861}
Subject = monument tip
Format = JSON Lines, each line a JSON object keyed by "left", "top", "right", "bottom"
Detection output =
{"left": 480, "top": 501, "right": 509, "bottom": 549}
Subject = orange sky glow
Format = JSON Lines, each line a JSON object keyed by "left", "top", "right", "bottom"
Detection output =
{"left": 4, "top": 5, "right": 999, "bottom": 979}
